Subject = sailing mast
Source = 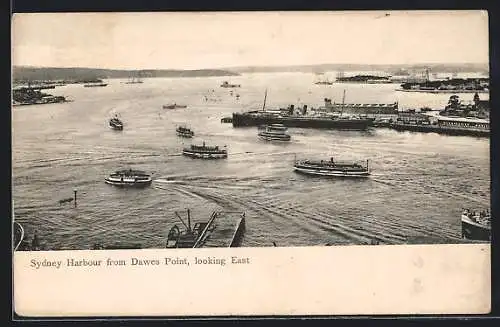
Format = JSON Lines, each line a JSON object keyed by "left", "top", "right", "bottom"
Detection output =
{"left": 340, "top": 89, "right": 346, "bottom": 116}
{"left": 262, "top": 88, "right": 268, "bottom": 111}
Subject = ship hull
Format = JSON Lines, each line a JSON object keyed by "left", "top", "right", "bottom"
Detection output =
{"left": 258, "top": 133, "right": 291, "bottom": 141}
{"left": 390, "top": 123, "right": 489, "bottom": 138}
{"left": 294, "top": 166, "right": 370, "bottom": 178}
{"left": 233, "top": 113, "right": 370, "bottom": 130}
{"left": 182, "top": 151, "right": 227, "bottom": 159}
{"left": 462, "top": 218, "right": 491, "bottom": 241}
{"left": 105, "top": 178, "right": 152, "bottom": 187}
{"left": 109, "top": 124, "right": 123, "bottom": 131}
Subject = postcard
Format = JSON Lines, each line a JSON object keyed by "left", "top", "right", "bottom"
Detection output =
{"left": 12, "top": 10, "right": 491, "bottom": 318}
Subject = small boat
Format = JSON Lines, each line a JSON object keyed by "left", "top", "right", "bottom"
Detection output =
{"left": 176, "top": 125, "right": 194, "bottom": 138}
{"left": 163, "top": 103, "right": 187, "bottom": 109}
{"left": 220, "top": 81, "right": 241, "bottom": 88}
{"left": 221, "top": 117, "right": 233, "bottom": 123}
{"left": 258, "top": 124, "right": 291, "bottom": 141}
{"left": 294, "top": 157, "right": 371, "bottom": 178}
{"left": 461, "top": 208, "right": 491, "bottom": 241}
{"left": 104, "top": 169, "right": 153, "bottom": 187}
{"left": 182, "top": 142, "right": 227, "bottom": 159}
{"left": 84, "top": 83, "right": 108, "bottom": 87}
{"left": 109, "top": 116, "right": 123, "bottom": 130}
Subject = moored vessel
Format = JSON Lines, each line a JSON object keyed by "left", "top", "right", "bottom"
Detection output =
{"left": 258, "top": 124, "right": 291, "bottom": 141}
{"left": 461, "top": 208, "right": 491, "bottom": 241}
{"left": 294, "top": 157, "right": 371, "bottom": 178}
{"left": 176, "top": 125, "right": 194, "bottom": 138}
{"left": 104, "top": 169, "right": 153, "bottom": 187}
{"left": 182, "top": 142, "right": 228, "bottom": 159}
{"left": 232, "top": 89, "right": 372, "bottom": 130}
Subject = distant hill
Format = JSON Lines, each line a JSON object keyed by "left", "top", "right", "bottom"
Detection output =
{"left": 227, "top": 63, "right": 489, "bottom": 75}
{"left": 12, "top": 66, "right": 240, "bottom": 81}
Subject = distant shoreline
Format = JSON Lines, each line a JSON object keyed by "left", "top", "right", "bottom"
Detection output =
{"left": 13, "top": 62, "right": 488, "bottom": 82}
{"left": 12, "top": 66, "right": 240, "bottom": 82}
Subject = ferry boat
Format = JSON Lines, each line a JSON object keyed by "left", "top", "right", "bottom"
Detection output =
{"left": 166, "top": 209, "right": 246, "bottom": 248}
{"left": 258, "top": 124, "right": 291, "bottom": 141}
{"left": 182, "top": 142, "right": 228, "bottom": 159}
{"left": 163, "top": 103, "right": 187, "bottom": 109}
{"left": 104, "top": 169, "right": 153, "bottom": 187}
{"left": 294, "top": 157, "right": 371, "bottom": 178}
{"left": 109, "top": 116, "right": 124, "bottom": 130}
{"left": 220, "top": 81, "right": 241, "bottom": 88}
{"left": 461, "top": 208, "right": 491, "bottom": 241}
{"left": 176, "top": 126, "right": 194, "bottom": 138}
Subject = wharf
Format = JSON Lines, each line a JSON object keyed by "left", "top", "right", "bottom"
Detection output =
{"left": 198, "top": 211, "right": 246, "bottom": 248}
{"left": 166, "top": 210, "right": 246, "bottom": 248}
{"left": 388, "top": 123, "right": 489, "bottom": 137}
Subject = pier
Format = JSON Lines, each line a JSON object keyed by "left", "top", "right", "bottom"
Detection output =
{"left": 166, "top": 210, "right": 246, "bottom": 248}
{"left": 200, "top": 212, "right": 246, "bottom": 248}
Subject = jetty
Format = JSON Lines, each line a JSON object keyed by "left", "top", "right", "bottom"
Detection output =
{"left": 166, "top": 209, "right": 246, "bottom": 248}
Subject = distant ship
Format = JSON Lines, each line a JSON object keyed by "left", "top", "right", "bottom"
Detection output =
{"left": 124, "top": 77, "right": 143, "bottom": 84}
{"left": 104, "top": 169, "right": 153, "bottom": 187}
{"left": 182, "top": 142, "right": 228, "bottom": 159}
{"left": 314, "top": 75, "right": 333, "bottom": 85}
{"left": 461, "top": 208, "right": 490, "bottom": 241}
{"left": 220, "top": 81, "right": 241, "bottom": 88}
{"left": 258, "top": 124, "right": 291, "bottom": 141}
{"left": 109, "top": 116, "right": 124, "bottom": 130}
{"left": 176, "top": 125, "right": 194, "bottom": 138}
{"left": 84, "top": 82, "right": 108, "bottom": 87}
{"left": 294, "top": 157, "right": 371, "bottom": 178}
{"left": 163, "top": 103, "right": 187, "bottom": 109}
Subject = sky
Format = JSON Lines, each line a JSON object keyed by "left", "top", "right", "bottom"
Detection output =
{"left": 11, "top": 11, "right": 489, "bottom": 70}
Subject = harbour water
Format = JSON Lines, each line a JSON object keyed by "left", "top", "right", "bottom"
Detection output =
{"left": 12, "top": 72, "right": 490, "bottom": 250}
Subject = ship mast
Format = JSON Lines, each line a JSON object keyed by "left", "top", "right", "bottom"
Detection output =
{"left": 340, "top": 89, "right": 346, "bottom": 116}
{"left": 262, "top": 88, "right": 268, "bottom": 111}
